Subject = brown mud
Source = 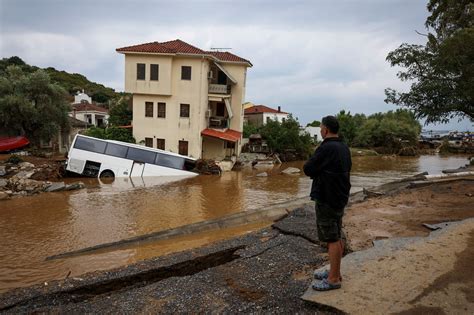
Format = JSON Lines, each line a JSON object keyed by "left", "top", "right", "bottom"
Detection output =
{"left": 345, "top": 180, "right": 474, "bottom": 251}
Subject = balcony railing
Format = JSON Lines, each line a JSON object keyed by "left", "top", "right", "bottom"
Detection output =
{"left": 209, "top": 117, "right": 229, "bottom": 129}
{"left": 209, "top": 84, "right": 230, "bottom": 94}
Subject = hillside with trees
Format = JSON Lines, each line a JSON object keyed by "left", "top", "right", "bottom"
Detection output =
{"left": 0, "top": 56, "right": 119, "bottom": 104}
{"left": 0, "top": 57, "right": 134, "bottom": 146}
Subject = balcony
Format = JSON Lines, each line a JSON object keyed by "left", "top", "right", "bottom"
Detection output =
{"left": 209, "top": 84, "right": 231, "bottom": 95}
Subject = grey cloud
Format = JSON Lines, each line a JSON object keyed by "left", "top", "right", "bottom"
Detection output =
{"left": 1, "top": 0, "right": 468, "bottom": 130}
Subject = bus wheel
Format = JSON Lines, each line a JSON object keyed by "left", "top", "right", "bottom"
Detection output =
{"left": 100, "top": 170, "right": 115, "bottom": 179}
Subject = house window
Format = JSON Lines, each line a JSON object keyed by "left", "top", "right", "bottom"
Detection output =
{"left": 150, "top": 64, "right": 159, "bottom": 81}
{"left": 145, "top": 137, "right": 153, "bottom": 148}
{"left": 266, "top": 116, "right": 271, "bottom": 124}
{"left": 157, "top": 138, "right": 165, "bottom": 150}
{"left": 157, "top": 102, "right": 166, "bottom": 118}
{"left": 145, "top": 102, "right": 153, "bottom": 117}
{"left": 137, "top": 63, "right": 145, "bottom": 80}
{"left": 181, "top": 66, "right": 191, "bottom": 80}
{"left": 180, "top": 104, "right": 190, "bottom": 118}
{"left": 179, "top": 140, "right": 188, "bottom": 156}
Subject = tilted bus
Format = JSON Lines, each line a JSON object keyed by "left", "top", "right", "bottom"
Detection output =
{"left": 66, "top": 134, "right": 197, "bottom": 178}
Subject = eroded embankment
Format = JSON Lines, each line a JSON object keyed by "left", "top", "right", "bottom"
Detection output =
{"left": 0, "top": 206, "right": 332, "bottom": 314}
{"left": 1, "top": 177, "right": 473, "bottom": 313}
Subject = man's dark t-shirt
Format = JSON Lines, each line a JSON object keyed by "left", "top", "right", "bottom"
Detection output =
{"left": 303, "top": 137, "right": 352, "bottom": 209}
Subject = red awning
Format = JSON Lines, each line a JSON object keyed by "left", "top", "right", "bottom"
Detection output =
{"left": 201, "top": 128, "right": 242, "bottom": 142}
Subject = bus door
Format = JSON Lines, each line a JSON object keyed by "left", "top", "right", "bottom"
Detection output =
{"left": 130, "top": 161, "right": 145, "bottom": 177}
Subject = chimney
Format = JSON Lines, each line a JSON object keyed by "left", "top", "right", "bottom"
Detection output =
{"left": 278, "top": 106, "right": 281, "bottom": 113}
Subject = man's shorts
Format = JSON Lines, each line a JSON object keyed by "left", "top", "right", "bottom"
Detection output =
{"left": 315, "top": 201, "right": 344, "bottom": 243}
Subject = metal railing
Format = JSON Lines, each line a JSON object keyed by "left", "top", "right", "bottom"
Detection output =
{"left": 208, "top": 84, "right": 230, "bottom": 94}
{"left": 209, "top": 117, "right": 229, "bottom": 128}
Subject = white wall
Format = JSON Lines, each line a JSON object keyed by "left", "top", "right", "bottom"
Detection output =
{"left": 303, "top": 126, "right": 321, "bottom": 143}
{"left": 263, "top": 112, "right": 289, "bottom": 124}
{"left": 74, "top": 92, "right": 92, "bottom": 103}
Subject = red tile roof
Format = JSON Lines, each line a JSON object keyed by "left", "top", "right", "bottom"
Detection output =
{"left": 201, "top": 128, "right": 242, "bottom": 142}
{"left": 116, "top": 39, "right": 252, "bottom": 66}
{"left": 116, "top": 41, "right": 175, "bottom": 54}
{"left": 244, "top": 105, "right": 288, "bottom": 115}
{"left": 160, "top": 39, "right": 206, "bottom": 54}
{"left": 206, "top": 51, "right": 252, "bottom": 65}
{"left": 71, "top": 102, "right": 109, "bottom": 113}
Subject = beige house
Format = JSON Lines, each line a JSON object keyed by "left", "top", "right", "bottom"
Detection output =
{"left": 116, "top": 39, "right": 252, "bottom": 160}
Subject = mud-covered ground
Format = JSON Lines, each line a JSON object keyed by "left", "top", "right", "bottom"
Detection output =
{"left": 0, "top": 179, "right": 473, "bottom": 313}
{"left": 0, "top": 154, "right": 66, "bottom": 181}
{"left": 345, "top": 179, "right": 474, "bottom": 251}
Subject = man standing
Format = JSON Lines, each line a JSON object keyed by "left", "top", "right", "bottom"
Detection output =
{"left": 303, "top": 115, "right": 351, "bottom": 291}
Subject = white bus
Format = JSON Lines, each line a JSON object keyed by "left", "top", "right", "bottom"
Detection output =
{"left": 66, "top": 134, "right": 197, "bottom": 178}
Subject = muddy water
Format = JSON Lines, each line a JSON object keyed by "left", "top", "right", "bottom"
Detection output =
{"left": 0, "top": 155, "right": 470, "bottom": 293}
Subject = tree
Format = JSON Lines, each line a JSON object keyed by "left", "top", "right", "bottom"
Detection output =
{"left": 0, "top": 65, "right": 70, "bottom": 145}
{"left": 259, "top": 115, "right": 312, "bottom": 157}
{"left": 0, "top": 57, "right": 119, "bottom": 104}
{"left": 84, "top": 126, "right": 135, "bottom": 143}
{"left": 335, "top": 110, "right": 367, "bottom": 146}
{"left": 306, "top": 120, "right": 321, "bottom": 127}
{"left": 108, "top": 95, "right": 133, "bottom": 126}
{"left": 243, "top": 123, "right": 260, "bottom": 138}
{"left": 385, "top": 0, "right": 473, "bottom": 123}
{"left": 353, "top": 109, "right": 421, "bottom": 150}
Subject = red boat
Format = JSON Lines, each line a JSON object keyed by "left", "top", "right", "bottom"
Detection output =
{"left": 0, "top": 136, "right": 30, "bottom": 152}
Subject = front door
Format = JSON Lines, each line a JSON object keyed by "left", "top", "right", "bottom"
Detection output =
{"left": 130, "top": 161, "right": 145, "bottom": 177}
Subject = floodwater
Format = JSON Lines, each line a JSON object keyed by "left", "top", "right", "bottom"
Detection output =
{"left": 0, "top": 154, "right": 470, "bottom": 293}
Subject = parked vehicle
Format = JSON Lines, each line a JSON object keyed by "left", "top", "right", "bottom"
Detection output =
{"left": 66, "top": 134, "right": 197, "bottom": 178}
{"left": 0, "top": 136, "right": 29, "bottom": 152}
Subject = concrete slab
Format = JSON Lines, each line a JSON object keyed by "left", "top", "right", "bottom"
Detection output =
{"left": 301, "top": 218, "right": 474, "bottom": 314}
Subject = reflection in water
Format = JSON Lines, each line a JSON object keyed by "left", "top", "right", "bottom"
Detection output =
{"left": 0, "top": 154, "right": 470, "bottom": 293}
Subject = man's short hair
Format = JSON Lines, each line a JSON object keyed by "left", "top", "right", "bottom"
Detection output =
{"left": 321, "top": 116, "right": 340, "bottom": 134}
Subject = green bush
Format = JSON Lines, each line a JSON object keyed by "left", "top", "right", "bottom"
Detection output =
{"left": 332, "top": 109, "right": 421, "bottom": 150}
{"left": 6, "top": 154, "right": 23, "bottom": 164}
{"left": 84, "top": 126, "right": 135, "bottom": 143}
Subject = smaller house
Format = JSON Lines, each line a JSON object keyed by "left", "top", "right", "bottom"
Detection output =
{"left": 69, "top": 101, "right": 109, "bottom": 127}
{"left": 244, "top": 105, "right": 289, "bottom": 127}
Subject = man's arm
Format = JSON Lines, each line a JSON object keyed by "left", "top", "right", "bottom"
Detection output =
{"left": 303, "top": 145, "right": 326, "bottom": 178}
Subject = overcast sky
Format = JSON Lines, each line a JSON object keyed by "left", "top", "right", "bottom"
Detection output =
{"left": 0, "top": 0, "right": 471, "bottom": 130}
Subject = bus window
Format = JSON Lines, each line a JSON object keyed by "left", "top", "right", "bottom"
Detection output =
{"left": 105, "top": 143, "right": 128, "bottom": 158}
{"left": 127, "top": 147, "right": 156, "bottom": 164}
{"left": 155, "top": 153, "right": 185, "bottom": 169}
{"left": 74, "top": 136, "right": 107, "bottom": 154}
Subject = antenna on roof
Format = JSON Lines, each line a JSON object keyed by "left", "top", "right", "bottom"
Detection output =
{"left": 210, "top": 47, "right": 232, "bottom": 52}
